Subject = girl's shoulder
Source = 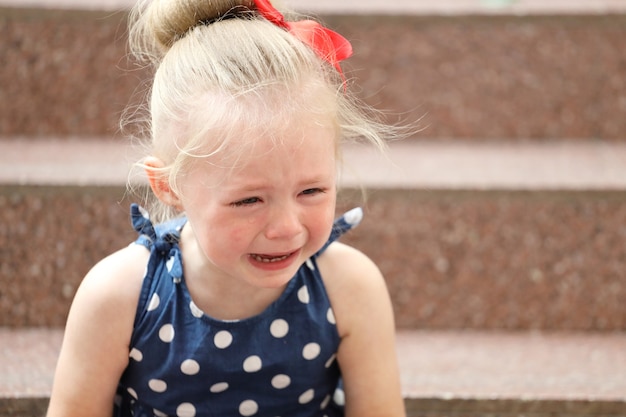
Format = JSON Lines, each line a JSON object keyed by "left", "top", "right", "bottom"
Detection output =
{"left": 47, "top": 244, "right": 151, "bottom": 417}
{"left": 316, "top": 241, "right": 390, "bottom": 332}
{"left": 315, "top": 246, "right": 405, "bottom": 417}
{"left": 72, "top": 243, "right": 150, "bottom": 323}
{"left": 87, "top": 243, "right": 150, "bottom": 287}
{"left": 317, "top": 241, "right": 382, "bottom": 285}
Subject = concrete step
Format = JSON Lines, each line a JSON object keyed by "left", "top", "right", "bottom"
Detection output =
{"left": 4, "top": 137, "right": 626, "bottom": 189}
{"left": 1, "top": 328, "right": 625, "bottom": 417}
{"left": 3, "top": 0, "right": 626, "bottom": 15}
{"left": 1, "top": 3, "right": 625, "bottom": 140}
{"left": 1, "top": 137, "right": 625, "bottom": 330}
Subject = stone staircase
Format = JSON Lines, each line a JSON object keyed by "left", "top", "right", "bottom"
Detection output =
{"left": 1, "top": 0, "right": 626, "bottom": 416}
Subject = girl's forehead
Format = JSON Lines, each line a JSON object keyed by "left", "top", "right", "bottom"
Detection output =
{"left": 188, "top": 118, "right": 338, "bottom": 171}
{"left": 228, "top": 110, "right": 338, "bottom": 150}
{"left": 178, "top": 86, "right": 341, "bottom": 175}
{"left": 236, "top": 121, "right": 337, "bottom": 162}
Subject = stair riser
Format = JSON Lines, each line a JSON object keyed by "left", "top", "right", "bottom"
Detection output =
{"left": 2, "top": 186, "right": 624, "bottom": 330}
{"left": 0, "top": 399, "right": 48, "bottom": 417}
{"left": 404, "top": 398, "right": 626, "bottom": 417}
{"left": 339, "top": 189, "right": 626, "bottom": 330}
{"left": 2, "top": 398, "right": 625, "bottom": 417}
{"left": 2, "top": 9, "right": 626, "bottom": 140}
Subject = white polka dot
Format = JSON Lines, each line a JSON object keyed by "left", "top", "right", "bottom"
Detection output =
{"left": 149, "top": 379, "right": 167, "bottom": 393}
{"left": 333, "top": 388, "right": 345, "bottom": 406}
{"left": 243, "top": 355, "right": 262, "bottom": 373}
{"left": 270, "top": 319, "right": 289, "bottom": 338}
{"left": 166, "top": 256, "right": 175, "bottom": 272}
{"left": 189, "top": 301, "right": 203, "bottom": 318}
{"left": 176, "top": 402, "right": 196, "bottom": 417}
{"left": 327, "top": 308, "right": 336, "bottom": 324}
{"left": 181, "top": 359, "right": 200, "bottom": 375}
{"left": 306, "top": 259, "right": 315, "bottom": 270}
{"left": 129, "top": 348, "right": 143, "bottom": 362}
{"left": 344, "top": 207, "right": 363, "bottom": 225}
{"left": 139, "top": 206, "right": 150, "bottom": 219}
{"left": 214, "top": 330, "right": 233, "bottom": 349}
{"left": 147, "top": 293, "right": 160, "bottom": 311}
{"left": 127, "top": 387, "right": 138, "bottom": 399}
{"left": 159, "top": 324, "right": 175, "bottom": 343}
{"left": 210, "top": 382, "right": 229, "bottom": 393}
{"left": 320, "top": 394, "right": 331, "bottom": 409}
{"left": 325, "top": 354, "right": 337, "bottom": 368}
{"left": 299, "top": 389, "right": 315, "bottom": 404}
{"left": 298, "top": 285, "right": 310, "bottom": 304}
{"left": 271, "top": 374, "right": 291, "bottom": 389}
{"left": 303, "top": 343, "right": 321, "bottom": 360}
{"left": 154, "top": 409, "right": 168, "bottom": 417}
{"left": 239, "top": 399, "right": 258, "bottom": 416}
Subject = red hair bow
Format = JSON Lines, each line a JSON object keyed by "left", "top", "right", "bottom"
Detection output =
{"left": 253, "top": 0, "right": 353, "bottom": 79}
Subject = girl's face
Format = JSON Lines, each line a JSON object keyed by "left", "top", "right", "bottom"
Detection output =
{"left": 178, "top": 120, "right": 338, "bottom": 291}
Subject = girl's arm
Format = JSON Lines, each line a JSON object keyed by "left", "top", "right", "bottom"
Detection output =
{"left": 319, "top": 242, "right": 406, "bottom": 417}
{"left": 46, "top": 244, "right": 149, "bottom": 417}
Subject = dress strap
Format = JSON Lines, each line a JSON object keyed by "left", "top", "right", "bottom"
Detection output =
{"left": 130, "top": 204, "right": 157, "bottom": 248}
{"left": 129, "top": 204, "right": 187, "bottom": 328}
{"left": 316, "top": 207, "right": 363, "bottom": 255}
{"left": 130, "top": 204, "right": 186, "bottom": 254}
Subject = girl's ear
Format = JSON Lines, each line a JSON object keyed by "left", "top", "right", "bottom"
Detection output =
{"left": 144, "top": 156, "right": 182, "bottom": 209}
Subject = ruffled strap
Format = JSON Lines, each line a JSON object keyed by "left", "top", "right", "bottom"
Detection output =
{"left": 130, "top": 204, "right": 185, "bottom": 255}
{"left": 131, "top": 204, "right": 157, "bottom": 248}
{"left": 129, "top": 205, "right": 186, "bottom": 321}
{"left": 316, "top": 207, "right": 363, "bottom": 255}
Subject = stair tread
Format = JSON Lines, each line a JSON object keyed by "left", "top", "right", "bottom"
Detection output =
{"left": 1, "top": 0, "right": 625, "bottom": 15}
{"left": 2, "top": 328, "right": 625, "bottom": 405}
{"left": 2, "top": 137, "right": 626, "bottom": 190}
{"left": 396, "top": 331, "right": 626, "bottom": 402}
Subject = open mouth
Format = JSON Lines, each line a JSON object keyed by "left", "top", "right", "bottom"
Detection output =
{"left": 249, "top": 252, "right": 293, "bottom": 263}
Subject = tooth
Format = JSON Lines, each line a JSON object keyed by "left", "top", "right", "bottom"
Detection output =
{"left": 252, "top": 254, "right": 289, "bottom": 263}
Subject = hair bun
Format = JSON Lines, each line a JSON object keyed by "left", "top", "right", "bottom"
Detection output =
{"left": 138, "top": 0, "right": 256, "bottom": 53}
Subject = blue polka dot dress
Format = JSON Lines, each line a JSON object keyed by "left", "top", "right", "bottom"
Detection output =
{"left": 113, "top": 204, "right": 363, "bottom": 417}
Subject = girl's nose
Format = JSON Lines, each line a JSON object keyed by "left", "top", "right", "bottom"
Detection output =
{"left": 264, "top": 204, "right": 304, "bottom": 240}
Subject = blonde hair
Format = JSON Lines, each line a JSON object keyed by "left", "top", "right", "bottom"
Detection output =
{"left": 126, "top": 0, "right": 396, "bottom": 222}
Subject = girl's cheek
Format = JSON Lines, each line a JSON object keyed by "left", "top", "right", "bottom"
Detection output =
{"left": 225, "top": 224, "right": 255, "bottom": 247}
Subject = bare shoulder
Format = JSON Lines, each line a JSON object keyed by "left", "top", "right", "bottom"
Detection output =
{"left": 47, "top": 243, "right": 150, "bottom": 417}
{"left": 62, "top": 242, "right": 150, "bottom": 354}
{"left": 71, "top": 243, "right": 150, "bottom": 319}
{"left": 66, "top": 241, "right": 151, "bottom": 348}
{"left": 316, "top": 242, "right": 390, "bottom": 335}
{"left": 317, "top": 241, "right": 383, "bottom": 284}
{"left": 317, "top": 243, "right": 406, "bottom": 416}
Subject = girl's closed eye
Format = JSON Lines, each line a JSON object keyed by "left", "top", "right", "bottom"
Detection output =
{"left": 300, "top": 188, "right": 326, "bottom": 196}
{"left": 231, "top": 196, "right": 262, "bottom": 207}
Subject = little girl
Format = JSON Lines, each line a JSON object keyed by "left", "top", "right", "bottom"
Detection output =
{"left": 47, "top": 0, "right": 405, "bottom": 416}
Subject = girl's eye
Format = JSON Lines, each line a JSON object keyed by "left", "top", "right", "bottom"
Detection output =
{"left": 231, "top": 197, "right": 261, "bottom": 207}
{"left": 301, "top": 188, "right": 325, "bottom": 196}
